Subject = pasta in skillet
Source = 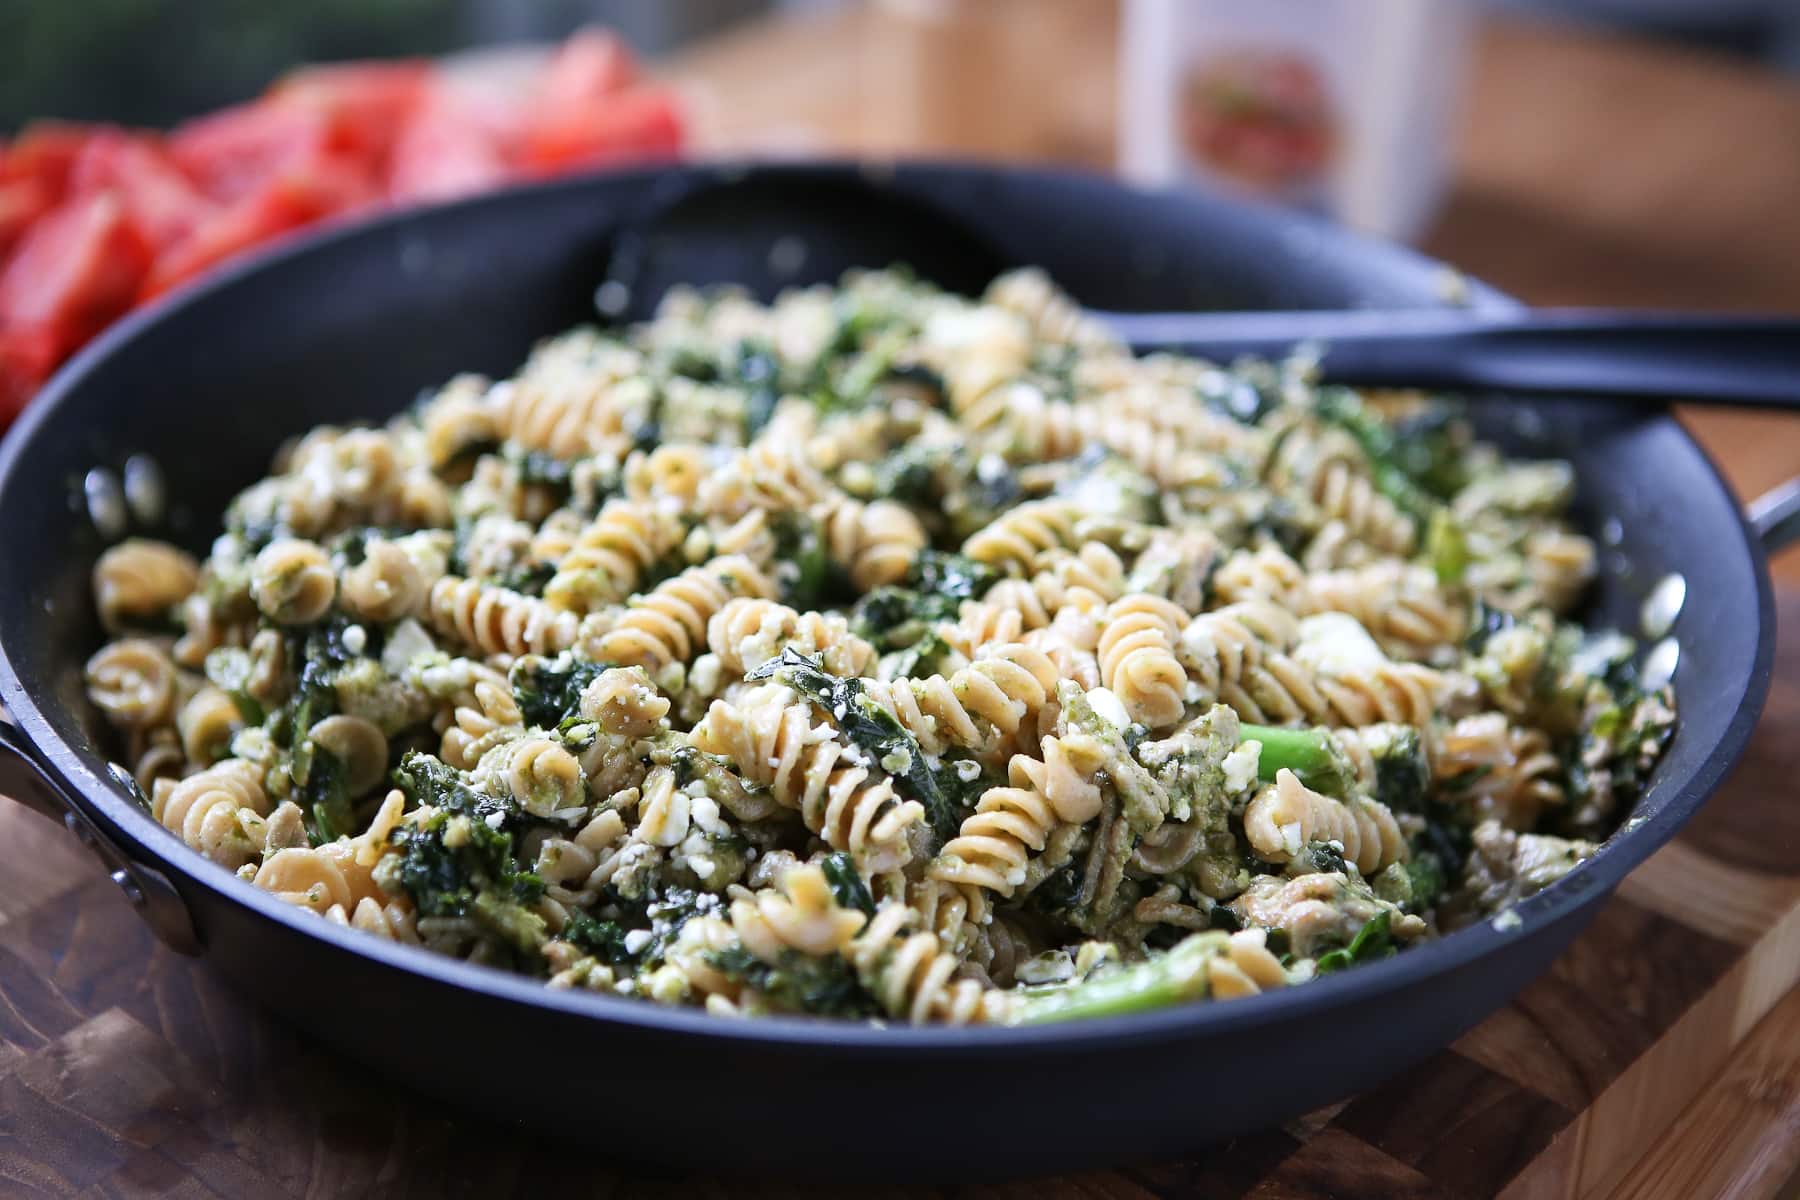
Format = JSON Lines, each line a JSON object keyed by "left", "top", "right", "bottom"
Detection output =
{"left": 85, "top": 269, "right": 1676, "bottom": 1025}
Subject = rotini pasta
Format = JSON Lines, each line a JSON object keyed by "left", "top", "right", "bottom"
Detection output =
{"left": 84, "top": 267, "right": 1668, "bottom": 1025}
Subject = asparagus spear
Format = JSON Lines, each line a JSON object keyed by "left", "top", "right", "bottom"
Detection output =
{"left": 1009, "top": 932, "right": 1228, "bottom": 1024}
{"left": 1237, "top": 724, "right": 1355, "bottom": 797}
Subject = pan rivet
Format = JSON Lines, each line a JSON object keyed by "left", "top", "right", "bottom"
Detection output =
{"left": 63, "top": 812, "right": 95, "bottom": 846}
{"left": 767, "top": 235, "right": 807, "bottom": 278}
{"left": 595, "top": 280, "right": 631, "bottom": 318}
{"left": 109, "top": 868, "right": 144, "bottom": 907}
{"left": 84, "top": 468, "right": 128, "bottom": 540}
{"left": 122, "top": 455, "right": 166, "bottom": 526}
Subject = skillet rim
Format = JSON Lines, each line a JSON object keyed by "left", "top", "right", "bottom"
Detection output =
{"left": 0, "top": 159, "right": 1776, "bottom": 1054}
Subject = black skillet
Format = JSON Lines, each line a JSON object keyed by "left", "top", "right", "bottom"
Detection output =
{"left": 0, "top": 162, "right": 1790, "bottom": 1176}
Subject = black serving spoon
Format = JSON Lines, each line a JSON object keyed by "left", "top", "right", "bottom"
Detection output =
{"left": 599, "top": 170, "right": 1800, "bottom": 411}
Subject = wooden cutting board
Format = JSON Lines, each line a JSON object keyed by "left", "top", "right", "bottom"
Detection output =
{"left": 1, "top": 589, "right": 1796, "bottom": 1198}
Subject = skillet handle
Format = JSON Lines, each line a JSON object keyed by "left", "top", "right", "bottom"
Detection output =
{"left": 0, "top": 712, "right": 200, "bottom": 955}
{"left": 1749, "top": 478, "right": 1800, "bottom": 555}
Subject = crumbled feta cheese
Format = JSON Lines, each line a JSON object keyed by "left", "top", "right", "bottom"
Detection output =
{"left": 1222, "top": 740, "right": 1261, "bottom": 792}
{"left": 1294, "top": 613, "right": 1386, "bottom": 676}
{"left": 484, "top": 810, "right": 506, "bottom": 830}
{"left": 623, "top": 929, "right": 654, "bottom": 955}
{"left": 690, "top": 653, "right": 723, "bottom": 696}
{"left": 1016, "top": 951, "right": 1075, "bottom": 986}
{"left": 954, "top": 759, "right": 981, "bottom": 783}
{"left": 879, "top": 747, "right": 913, "bottom": 775}
{"left": 689, "top": 856, "right": 716, "bottom": 880}
{"left": 341, "top": 624, "right": 367, "bottom": 656}
{"left": 1085, "top": 686, "right": 1130, "bottom": 730}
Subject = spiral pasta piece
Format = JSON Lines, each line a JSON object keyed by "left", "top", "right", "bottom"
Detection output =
{"left": 544, "top": 499, "right": 684, "bottom": 614}
{"left": 497, "top": 334, "right": 650, "bottom": 459}
{"left": 255, "top": 789, "right": 410, "bottom": 917}
{"left": 440, "top": 678, "right": 523, "bottom": 770}
{"left": 1265, "top": 421, "right": 1416, "bottom": 557}
{"left": 85, "top": 638, "right": 181, "bottom": 730}
{"left": 863, "top": 642, "right": 1061, "bottom": 758}
{"left": 815, "top": 497, "right": 927, "bottom": 591}
{"left": 846, "top": 904, "right": 1011, "bottom": 1025}
{"left": 578, "top": 665, "right": 672, "bottom": 737}
{"left": 730, "top": 864, "right": 869, "bottom": 961}
{"left": 93, "top": 539, "right": 199, "bottom": 630}
{"left": 156, "top": 759, "right": 271, "bottom": 869}
{"left": 931, "top": 735, "right": 1103, "bottom": 898}
{"left": 1242, "top": 768, "right": 1406, "bottom": 876}
{"left": 623, "top": 443, "right": 711, "bottom": 508}
{"left": 1435, "top": 712, "right": 1564, "bottom": 830}
{"left": 706, "top": 596, "right": 878, "bottom": 679}
{"left": 177, "top": 686, "right": 242, "bottom": 765}
{"left": 503, "top": 736, "right": 585, "bottom": 816}
{"left": 1204, "top": 929, "right": 1292, "bottom": 999}
{"left": 250, "top": 539, "right": 336, "bottom": 625}
{"left": 426, "top": 575, "right": 580, "bottom": 659}
{"left": 341, "top": 539, "right": 427, "bottom": 622}
{"left": 984, "top": 268, "right": 1122, "bottom": 354}
{"left": 961, "top": 500, "right": 1086, "bottom": 576}
{"left": 1097, "top": 593, "right": 1189, "bottom": 729}
{"left": 306, "top": 714, "right": 390, "bottom": 795}
{"left": 698, "top": 439, "right": 840, "bottom": 521}
{"left": 690, "top": 696, "right": 924, "bottom": 872}
{"left": 591, "top": 555, "right": 773, "bottom": 671}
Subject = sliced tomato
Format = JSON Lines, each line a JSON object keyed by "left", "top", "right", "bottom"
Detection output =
{"left": 0, "top": 194, "right": 152, "bottom": 368}
{"left": 1, "top": 122, "right": 102, "bottom": 200}
{"left": 535, "top": 29, "right": 641, "bottom": 112}
{"left": 386, "top": 84, "right": 513, "bottom": 204}
{"left": 517, "top": 86, "right": 684, "bottom": 174}
{"left": 0, "top": 177, "right": 54, "bottom": 259}
{"left": 266, "top": 60, "right": 431, "bottom": 171}
{"left": 140, "top": 157, "right": 375, "bottom": 302}
{"left": 68, "top": 130, "right": 215, "bottom": 252}
{"left": 172, "top": 101, "right": 339, "bottom": 203}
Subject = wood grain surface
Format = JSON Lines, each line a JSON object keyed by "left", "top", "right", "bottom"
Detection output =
{"left": 4, "top": 5, "right": 1800, "bottom": 1197}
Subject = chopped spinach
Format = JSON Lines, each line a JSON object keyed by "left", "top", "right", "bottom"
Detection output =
{"left": 511, "top": 655, "right": 609, "bottom": 730}
{"left": 704, "top": 945, "right": 882, "bottom": 1018}
{"left": 1314, "top": 910, "right": 1396, "bottom": 973}
{"left": 819, "top": 851, "right": 877, "bottom": 916}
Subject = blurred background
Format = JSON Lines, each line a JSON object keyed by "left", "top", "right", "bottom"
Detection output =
{"left": 9, "top": 0, "right": 1800, "bottom": 133}
{"left": 2, "top": 0, "right": 1796, "bottom": 517}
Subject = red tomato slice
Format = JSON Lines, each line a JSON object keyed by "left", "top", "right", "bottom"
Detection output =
{"left": 139, "top": 157, "right": 375, "bottom": 302}
{"left": 535, "top": 29, "right": 641, "bottom": 112}
{"left": 172, "top": 102, "right": 340, "bottom": 204}
{"left": 1, "top": 122, "right": 102, "bottom": 201}
{"left": 266, "top": 60, "right": 431, "bottom": 170}
{"left": 516, "top": 86, "right": 684, "bottom": 174}
{"left": 386, "top": 83, "right": 514, "bottom": 204}
{"left": 0, "top": 177, "right": 54, "bottom": 259}
{"left": 68, "top": 130, "right": 215, "bottom": 252}
{"left": 0, "top": 194, "right": 151, "bottom": 366}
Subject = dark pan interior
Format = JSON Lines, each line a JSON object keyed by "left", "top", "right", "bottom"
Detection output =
{"left": 0, "top": 163, "right": 1773, "bottom": 1171}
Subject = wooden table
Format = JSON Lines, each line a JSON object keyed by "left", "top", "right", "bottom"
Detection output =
{"left": 5, "top": 6, "right": 1800, "bottom": 1197}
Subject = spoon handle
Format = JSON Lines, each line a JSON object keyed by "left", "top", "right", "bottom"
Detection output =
{"left": 1099, "top": 308, "right": 1800, "bottom": 411}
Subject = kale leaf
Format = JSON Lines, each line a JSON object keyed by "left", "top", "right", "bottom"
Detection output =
{"left": 511, "top": 655, "right": 609, "bottom": 729}
{"left": 1314, "top": 910, "right": 1396, "bottom": 974}
{"left": 819, "top": 851, "right": 877, "bottom": 916}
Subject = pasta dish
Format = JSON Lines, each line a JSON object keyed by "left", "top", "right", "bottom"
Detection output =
{"left": 83, "top": 270, "right": 1675, "bottom": 1024}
